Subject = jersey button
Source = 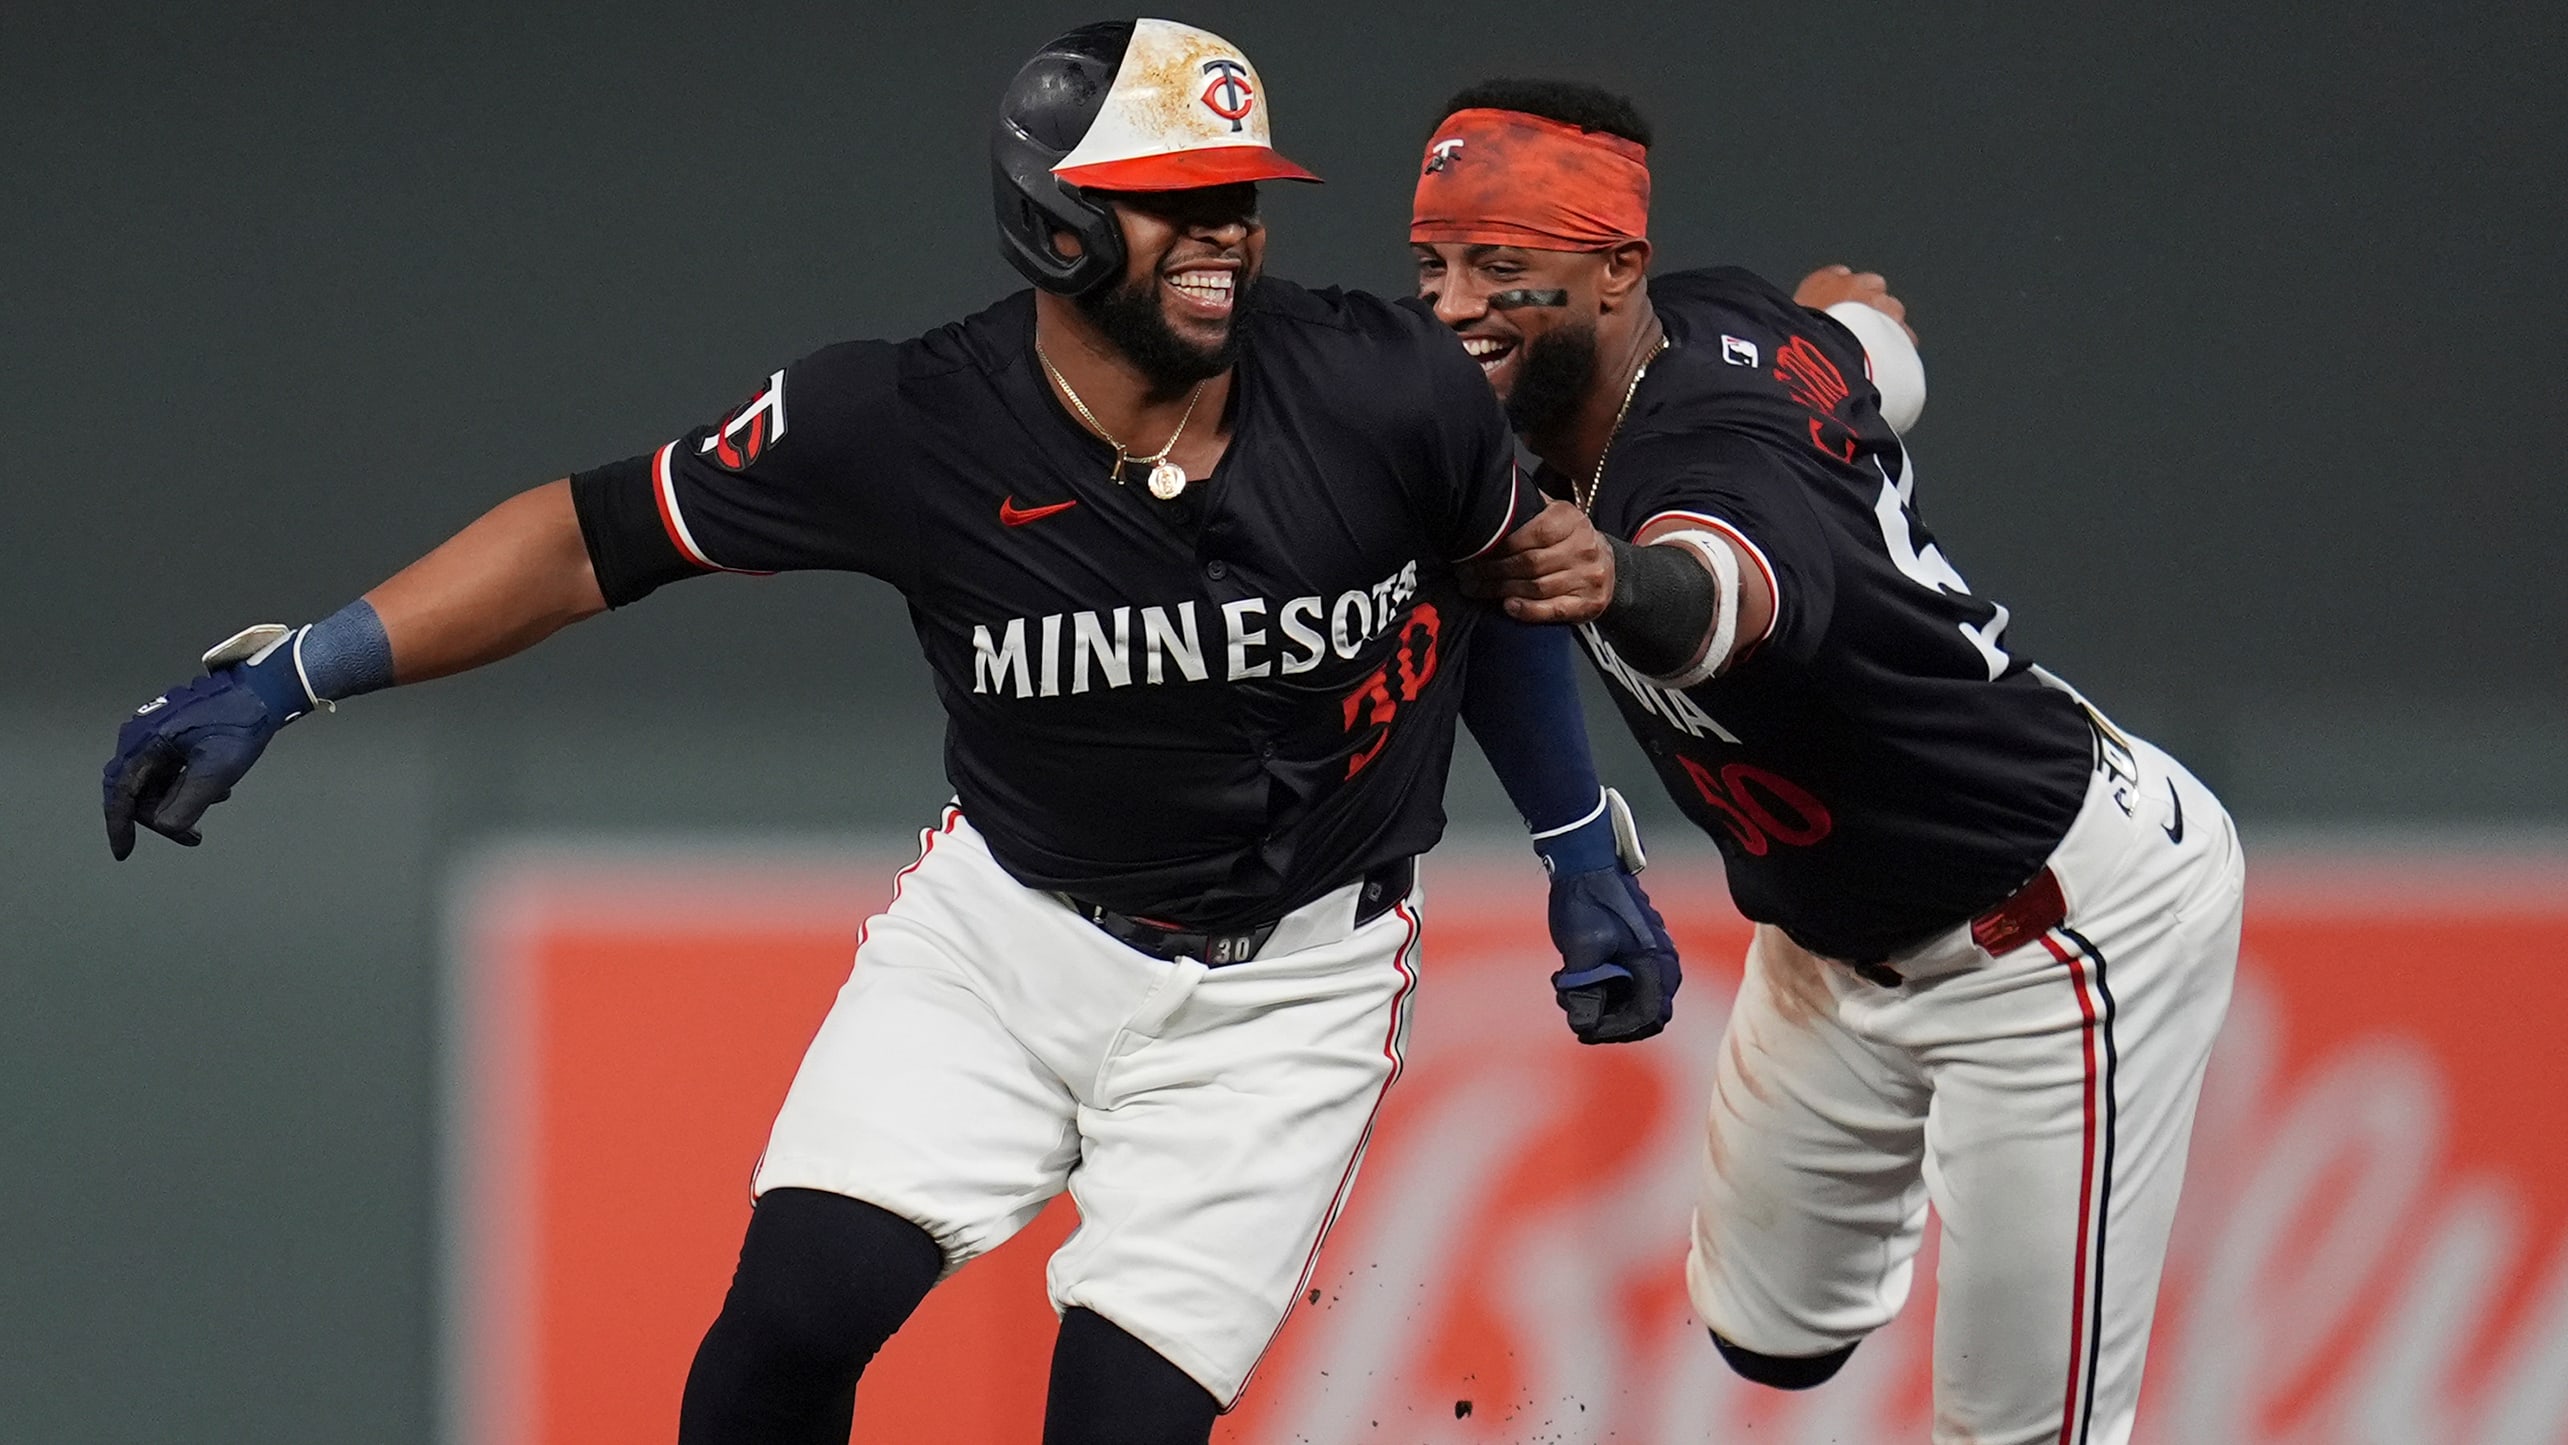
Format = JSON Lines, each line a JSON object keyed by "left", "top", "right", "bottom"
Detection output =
{"left": 1259, "top": 741, "right": 1276, "bottom": 759}
{"left": 1204, "top": 559, "right": 1229, "bottom": 580}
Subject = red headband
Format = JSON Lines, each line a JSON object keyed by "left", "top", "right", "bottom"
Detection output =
{"left": 1409, "top": 108, "right": 1650, "bottom": 251}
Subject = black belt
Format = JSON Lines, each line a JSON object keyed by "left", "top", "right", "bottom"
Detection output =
{"left": 1072, "top": 857, "right": 1415, "bottom": 966}
{"left": 1808, "top": 864, "right": 2072, "bottom": 990}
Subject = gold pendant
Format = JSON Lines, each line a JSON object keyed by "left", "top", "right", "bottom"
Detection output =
{"left": 1147, "top": 460, "right": 1187, "bottom": 500}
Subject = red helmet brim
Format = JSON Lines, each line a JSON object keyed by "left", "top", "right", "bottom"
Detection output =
{"left": 1054, "top": 144, "right": 1322, "bottom": 191}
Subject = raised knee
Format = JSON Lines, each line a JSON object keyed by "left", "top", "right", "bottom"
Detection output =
{"left": 715, "top": 1262, "right": 862, "bottom": 1367}
{"left": 1708, "top": 1329, "right": 1859, "bottom": 1390}
{"left": 720, "top": 1189, "right": 943, "bottom": 1363}
{"left": 680, "top": 1192, "right": 942, "bottom": 1442}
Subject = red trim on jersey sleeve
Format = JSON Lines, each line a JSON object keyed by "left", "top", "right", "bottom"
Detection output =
{"left": 649, "top": 443, "right": 714, "bottom": 571}
{"left": 651, "top": 440, "right": 775, "bottom": 577}
{"left": 1454, "top": 458, "right": 1525, "bottom": 562}
{"left": 1641, "top": 508, "right": 1781, "bottom": 653}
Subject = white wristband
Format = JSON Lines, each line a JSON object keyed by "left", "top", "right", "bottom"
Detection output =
{"left": 1645, "top": 530, "right": 1742, "bottom": 690}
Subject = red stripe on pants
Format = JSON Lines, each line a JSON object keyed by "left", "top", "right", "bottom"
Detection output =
{"left": 2043, "top": 930, "right": 2102, "bottom": 1445}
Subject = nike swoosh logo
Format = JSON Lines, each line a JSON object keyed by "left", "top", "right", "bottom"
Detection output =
{"left": 999, "top": 496, "right": 1078, "bottom": 527}
{"left": 2162, "top": 779, "right": 2185, "bottom": 844}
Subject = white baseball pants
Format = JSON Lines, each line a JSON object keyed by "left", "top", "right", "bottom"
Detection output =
{"left": 1687, "top": 729, "right": 2245, "bottom": 1445}
{"left": 752, "top": 808, "right": 1423, "bottom": 1408}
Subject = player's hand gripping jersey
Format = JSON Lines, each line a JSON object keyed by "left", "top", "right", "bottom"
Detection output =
{"left": 1579, "top": 267, "right": 2096, "bottom": 962}
{"left": 573, "top": 281, "right": 1528, "bottom": 930}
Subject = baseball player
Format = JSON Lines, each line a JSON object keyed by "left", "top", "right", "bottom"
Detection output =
{"left": 1410, "top": 81, "right": 2244, "bottom": 1443}
{"left": 97, "top": 26, "right": 1683, "bottom": 1444}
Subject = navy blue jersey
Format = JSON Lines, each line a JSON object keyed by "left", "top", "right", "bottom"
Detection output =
{"left": 572, "top": 281, "right": 1530, "bottom": 929}
{"left": 1577, "top": 266, "right": 2093, "bottom": 961}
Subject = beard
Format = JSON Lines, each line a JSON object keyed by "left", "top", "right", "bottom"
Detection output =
{"left": 1504, "top": 319, "right": 1600, "bottom": 444}
{"left": 1075, "top": 267, "right": 1253, "bottom": 397}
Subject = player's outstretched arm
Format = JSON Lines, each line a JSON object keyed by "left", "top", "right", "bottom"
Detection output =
{"left": 362, "top": 479, "right": 606, "bottom": 682}
{"left": 101, "top": 480, "right": 605, "bottom": 859}
{"left": 1462, "top": 612, "right": 1681, "bottom": 1044}
{"left": 1465, "top": 500, "right": 1773, "bottom": 691}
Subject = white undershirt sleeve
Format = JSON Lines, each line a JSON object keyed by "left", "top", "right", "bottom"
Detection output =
{"left": 1825, "top": 300, "right": 1926, "bottom": 435}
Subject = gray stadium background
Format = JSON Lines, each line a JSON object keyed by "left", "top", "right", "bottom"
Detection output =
{"left": 3, "top": 2, "right": 2560, "bottom": 1440}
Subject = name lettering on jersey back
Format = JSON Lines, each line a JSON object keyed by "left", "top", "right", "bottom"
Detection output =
{"left": 970, "top": 561, "right": 1424, "bottom": 698}
{"left": 1575, "top": 624, "right": 1740, "bottom": 743}
{"left": 1868, "top": 461, "right": 2014, "bottom": 681}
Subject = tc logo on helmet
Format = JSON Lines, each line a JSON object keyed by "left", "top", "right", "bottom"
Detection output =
{"left": 1199, "top": 57, "right": 1253, "bottom": 130}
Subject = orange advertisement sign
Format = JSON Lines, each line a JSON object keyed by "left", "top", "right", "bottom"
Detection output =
{"left": 444, "top": 846, "right": 2568, "bottom": 1443}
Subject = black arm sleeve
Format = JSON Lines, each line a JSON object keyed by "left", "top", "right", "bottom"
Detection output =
{"left": 1599, "top": 426, "right": 1837, "bottom": 667}
{"left": 1595, "top": 534, "right": 1718, "bottom": 678}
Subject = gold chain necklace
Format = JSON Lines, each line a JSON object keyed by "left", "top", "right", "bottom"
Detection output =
{"left": 1035, "top": 335, "right": 1207, "bottom": 501}
{"left": 1576, "top": 334, "right": 1670, "bottom": 515}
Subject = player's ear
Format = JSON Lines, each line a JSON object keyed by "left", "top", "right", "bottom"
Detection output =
{"left": 1597, "top": 239, "right": 1652, "bottom": 310}
{"left": 1053, "top": 229, "right": 1087, "bottom": 259}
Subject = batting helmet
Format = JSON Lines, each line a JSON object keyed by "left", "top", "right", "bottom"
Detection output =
{"left": 991, "top": 18, "right": 1319, "bottom": 296}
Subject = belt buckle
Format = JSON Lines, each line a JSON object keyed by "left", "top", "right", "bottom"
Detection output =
{"left": 1202, "top": 931, "right": 1260, "bottom": 965}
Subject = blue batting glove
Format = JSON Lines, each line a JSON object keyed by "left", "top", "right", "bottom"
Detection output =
{"left": 102, "top": 625, "right": 318, "bottom": 860}
{"left": 1534, "top": 788, "right": 1682, "bottom": 1044}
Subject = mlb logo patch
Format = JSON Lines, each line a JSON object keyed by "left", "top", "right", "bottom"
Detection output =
{"left": 1721, "top": 335, "right": 1759, "bottom": 368}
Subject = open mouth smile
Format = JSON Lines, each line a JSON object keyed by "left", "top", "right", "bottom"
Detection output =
{"left": 1164, "top": 264, "right": 1237, "bottom": 319}
{"left": 1460, "top": 332, "right": 1518, "bottom": 379}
